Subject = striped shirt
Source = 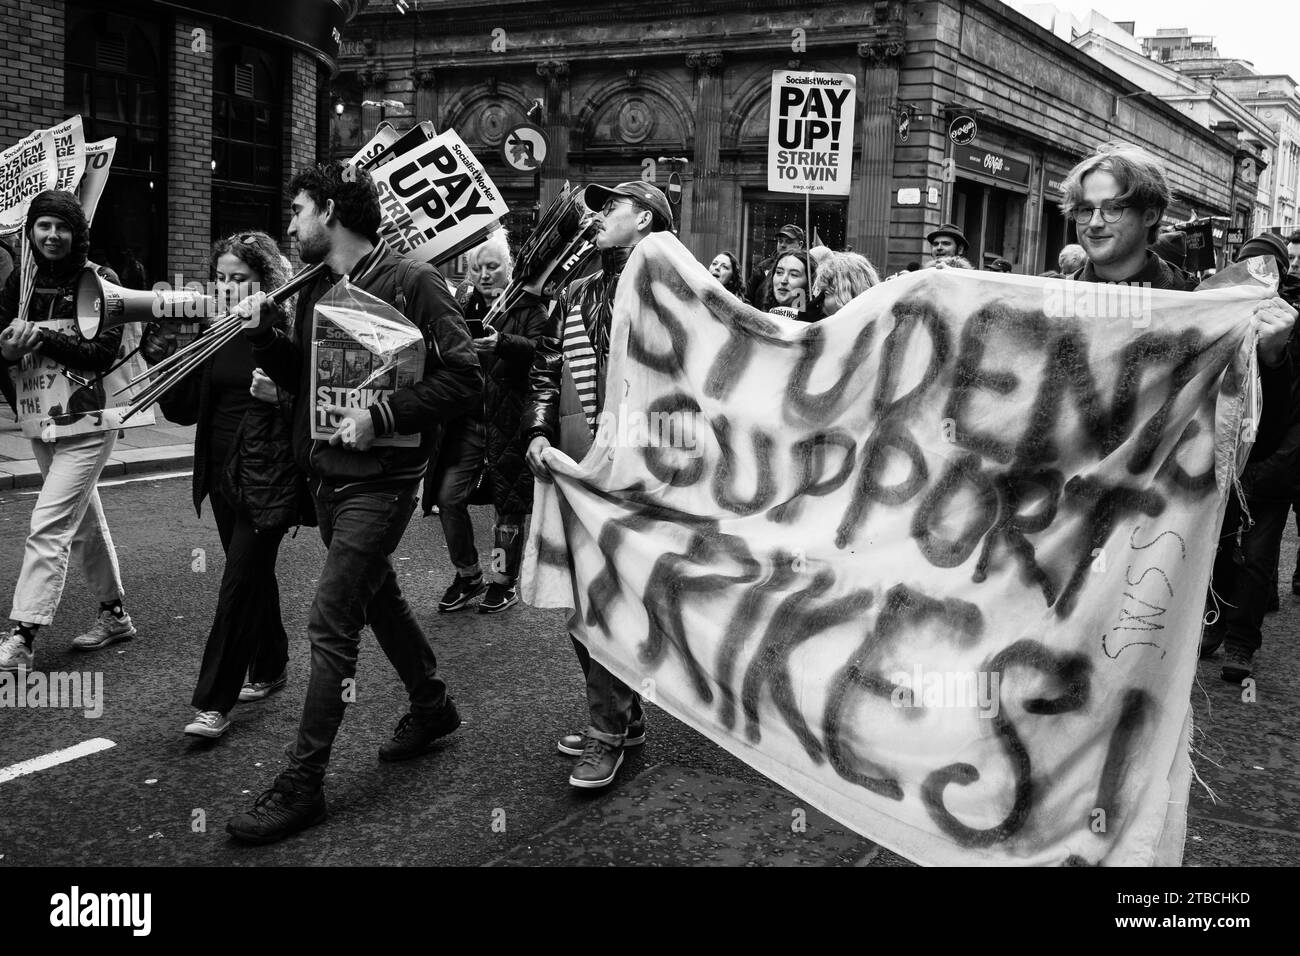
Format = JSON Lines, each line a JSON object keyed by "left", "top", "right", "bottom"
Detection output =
{"left": 561, "top": 301, "right": 600, "bottom": 430}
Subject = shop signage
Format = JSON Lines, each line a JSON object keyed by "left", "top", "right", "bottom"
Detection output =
{"left": 948, "top": 115, "right": 978, "bottom": 145}
{"left": 953, "top": 146, "right": 1030, "bottom": 187}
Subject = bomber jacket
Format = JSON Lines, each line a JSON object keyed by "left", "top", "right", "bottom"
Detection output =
{"left": 246, "top": 239, "right": 482, "bottom": 495}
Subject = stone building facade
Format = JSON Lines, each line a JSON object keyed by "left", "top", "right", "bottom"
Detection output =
{"left": 337, "top": 0, "right": 1240, "bottom": 277}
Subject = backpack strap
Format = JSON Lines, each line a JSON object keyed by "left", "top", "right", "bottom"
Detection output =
{"left": 394, "top": 256, "right": 416, "bottom": 315}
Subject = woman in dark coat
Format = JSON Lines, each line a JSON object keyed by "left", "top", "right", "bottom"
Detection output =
{"left": 141, "top": 231, "right": 309, "bottom": 739}
{"left": 429, "top": 233, "right": 548, "bottom": 614}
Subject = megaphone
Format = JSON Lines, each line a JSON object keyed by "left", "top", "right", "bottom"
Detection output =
{"left": 74, "top": 268, "right": 215, "bottom": 340}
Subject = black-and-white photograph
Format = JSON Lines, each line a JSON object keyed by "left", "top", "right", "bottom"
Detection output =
{"left": 0, "top": 0, "right": 1296, "bottom": 923}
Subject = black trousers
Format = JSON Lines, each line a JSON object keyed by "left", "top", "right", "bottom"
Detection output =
{"left": 1207, "top": 493, "right": 1290, "bottom": 655}
{"left": 190, "top": 477, "right": 289, "bottom": 713}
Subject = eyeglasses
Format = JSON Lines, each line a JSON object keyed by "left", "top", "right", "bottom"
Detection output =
{"left": 601, "top": 199, "right": 639, "bottom": 216}
{"left": 1071, "top": 202, "right": 1130, "bottom": 225}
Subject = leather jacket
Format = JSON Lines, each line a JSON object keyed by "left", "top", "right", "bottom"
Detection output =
{"left": 521, "top": 246, "right": 629, "bottom": 445}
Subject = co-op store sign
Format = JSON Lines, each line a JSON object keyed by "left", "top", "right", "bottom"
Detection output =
{"left": 953, "top": 146, "right": 1030, "bottom": 187}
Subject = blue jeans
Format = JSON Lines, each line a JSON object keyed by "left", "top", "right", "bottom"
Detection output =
{"left": 281, "top": 484, "right": 449, "bottom": 790}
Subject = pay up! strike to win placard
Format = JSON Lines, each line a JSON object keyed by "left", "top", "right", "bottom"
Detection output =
{"left": 767, "top": 70, "right": 857, "bottom": 196}
{"left": 369, "top": 128, "right": 509, "bottom": 267}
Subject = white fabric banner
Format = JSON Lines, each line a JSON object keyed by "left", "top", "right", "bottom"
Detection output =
{"left": 522, "top": 233, "right": 1271, "bottom": 866}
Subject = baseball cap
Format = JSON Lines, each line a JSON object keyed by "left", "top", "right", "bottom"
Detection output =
{"left": 584, "top": 181, "right": 674, "bottom": 231}
{"left": 777, "top": 224, "right": 806, "bottom": 243}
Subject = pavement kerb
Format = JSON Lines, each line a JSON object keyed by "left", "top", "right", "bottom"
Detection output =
{"left": 0, "top": 444, "right": 194, "bottom": 490}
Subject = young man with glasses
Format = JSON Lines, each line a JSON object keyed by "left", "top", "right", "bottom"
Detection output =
{"left": 522, "top": 180, "right": 673, "bottom": 789}
{"left": 1058, "top": 142, "right": 1298, "bottom": 682}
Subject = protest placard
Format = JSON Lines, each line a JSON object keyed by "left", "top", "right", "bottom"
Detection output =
{"left": 309, "top": 279, "right": 425, "bottom": 448}
{"left": 370, "top": 128, "right": 508, "bottom": 267}
{"left": 0, "top": 128, "right": 59, "bottom": 234}
{"left": 767, "top": 70, "right": 857, "bottom": 196}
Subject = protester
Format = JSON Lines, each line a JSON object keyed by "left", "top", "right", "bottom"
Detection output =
{"left": 523, "top": 179, "right": 673, "bottom": 789}
{"left": 1199, "top": 232, "right": 1300, "bottom": 680}
{"left": 0, "top": 235, "right": 14, "bottom": 415}
{"left": 744, "top": 223, "right": 804, "bottom": 304}
{"left": 140, "top": 231, "right": 308, "bottom": 739}
{"left": 1057, "top": 243, "right": 1086, "bottom": 275}
{"left": 926, "top": 223, "right": 968, "bottom": 262}
{"left": 811, "top": 250, "right": 879, "bottom": 317}
{"left": 1288, "top": 230, "right": 1300, "bottom": 278}
{"left": 224, "top": 162, "right": 481, "bottom": 843}
{"left": 986, "top": 257, "right": 1013, "bottom": 273}
{"left": 0, "top": 190, "right": 137, "bottom": 673}
{"left": 763, "top": 250, "right": 821, "bottom": 321}
{"left": 1058, "top": 141, "right": 1297, "bottom": 682}
{"left": 0, "top": 235, "right": 13, "bottom": 293}
{"left": 807, "top": 244, "right": 833, "bottom": 272}
{"left": 432, "top": 231, "right": 548, "bottom": 614}
{"left": 707, "top": 250, "right": 746, "bottom": 302}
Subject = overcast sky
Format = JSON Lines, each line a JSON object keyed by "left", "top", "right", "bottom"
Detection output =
{"left": 1008, "top": 0, "right": 1297, "bottom": 79}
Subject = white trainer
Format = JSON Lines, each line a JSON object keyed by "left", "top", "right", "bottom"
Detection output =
{"left": 184, "top": 711, "right": 230, "bottom": 738}
{"left": 0, "top": 633, "right": 34, "bottom": 672}
{"left": 71, "top": 609, "right": 137, "bottom": 651}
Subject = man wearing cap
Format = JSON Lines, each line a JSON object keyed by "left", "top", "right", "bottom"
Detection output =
{"left": 522, "top": 180, "right": 673, "bottom": 789}
{"left": 926, "top": 223, "right": 968, "bottom": 262}
{"left": 0, "top": 190, "right": 136, "bottom": 673}
{"left": 744, "top": 224, "right": 805, "bottom": 306}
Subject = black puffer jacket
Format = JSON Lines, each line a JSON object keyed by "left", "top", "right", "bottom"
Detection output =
{"left": 458, "top": 283, "right": 549, "bottom": 514}
{"left": 158, "top": 319, "right": 315, "bottom": 531}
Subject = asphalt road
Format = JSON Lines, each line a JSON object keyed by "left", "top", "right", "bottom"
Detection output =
{"left": 0, "top": 473, "right": 1297, "bottom": 866}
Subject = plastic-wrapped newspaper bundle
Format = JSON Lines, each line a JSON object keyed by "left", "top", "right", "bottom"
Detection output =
{"left": 310, "top": 279, "right": 425, "bottom": 448}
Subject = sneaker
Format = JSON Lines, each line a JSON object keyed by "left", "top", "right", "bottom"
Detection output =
{"left": 569, "top": 736, "right": 625, "bottom": 789}
{"left": 226, "top": 778, "right": 327, "bottom": 845}
{"left": 239, "top": 671, "right": 288, "bottom": 702}
{"left": 1221, "top": 645, "right": 1254, "bottom": 683}
{"left": 557, "top": 719, "right": 646, "bottom": 756}
{"left": 1198, "top": 630, "right": 1223, "bottom": 659}
{"left": 71, "top": 609, "right": 136, "bottom": 651}
{"left": 477, "top": 582, "right": 518, "bottom": 614}
{"left": 438, "top": 574, "right": 486, "bottom": 612}
{"left": 0, "top": 633, "right": 33, "bottom": 672}
{"left": 378, "top": 699, "right": 462, "bottom": 761}
{"left": 184, "top": 710, "right": 230, "bottom": 738}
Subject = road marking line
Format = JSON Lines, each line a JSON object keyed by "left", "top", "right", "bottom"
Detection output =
{"left": 0, "top": 738, "right": 116, "bottom": 784}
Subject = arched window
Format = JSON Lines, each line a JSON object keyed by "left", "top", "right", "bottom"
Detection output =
{"left": 211, "top": 41, "right": 284, "bottom": 241}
